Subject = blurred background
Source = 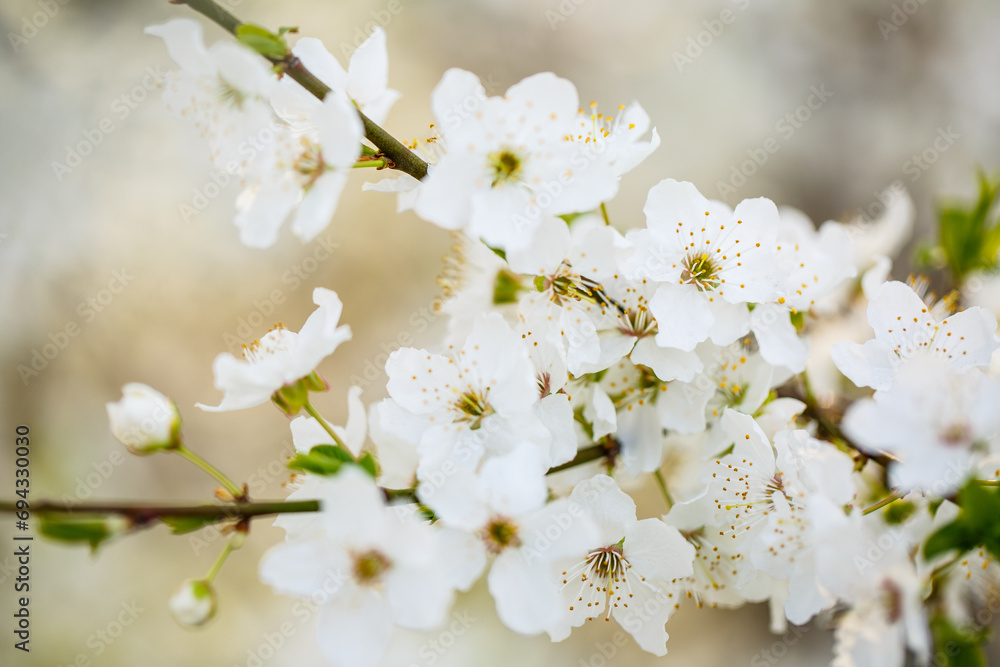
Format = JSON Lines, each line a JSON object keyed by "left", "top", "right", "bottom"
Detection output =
{"left": 2, "top": 0, "right": 999, "bottom": 664}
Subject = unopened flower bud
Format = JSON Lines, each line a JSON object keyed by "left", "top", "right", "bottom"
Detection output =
{"left": 106, "top": 383, "right": 181, "bottom": 455}
{"left": 169, "top": 579, "right": 217, "bottom": 627}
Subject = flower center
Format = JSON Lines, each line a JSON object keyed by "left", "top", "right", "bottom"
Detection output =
{"left": 217, "top": 77, "right": 248, "bottom": 110}
{"left": 481, "top": 517, "right": 521, "bottom": 554}
{"left": 681, "top": 253, "right": 720, "bottom": 291}
{"left": 585, "top": 543, "right": 629, "bottom": 584}
{"left": 562, "top": 540, "right": 634, "bottom": 620}
{"left": 880, "top": 580, "right": 903, "bottom": 623}
{"left": 453, "top": 390, "right": 494, "bottom": 429}
{"left": 242, "top": 324, "right": 291, "bottom": 364}
{"left": 352, "top": 549, "right": 392, "bottom": 585}
{"left": 488, "top": 149, "right": 523, "bottom": 186}
{"left": 293, "top": 139, "right": 327, "bottom": 190}
{"left": 940, "top": 422, "right": 971, "bottom": 446}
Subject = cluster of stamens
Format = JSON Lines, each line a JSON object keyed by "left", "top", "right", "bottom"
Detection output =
{"left": 242, "top": 323, "right": 288, "bottom": 363}
{"left": 562, "top": 542, "right": 634, "bottom": 621}
{"left": 351, "top": 549, "right": 392, "bottom": 586}
{"left": 481, "top": 517, "right": 521, "bottom": 554}
{"left": 681, "top": 252, "right": 721, "bottom": 291}
{"left": 452, "top": 390, "right": 494, "bottom": 429}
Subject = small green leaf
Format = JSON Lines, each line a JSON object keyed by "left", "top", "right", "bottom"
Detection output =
{"left": 930, "top": 616, "right": 988, "bottom": 667}
{"left": 235, "top": 24, "right": 289, "bottom": 60}
{"left": 38, "top": 514, "right": 124, "bottom": 553}
{"left": 288, "top": 444, "right": 352, "bottom": 476}
{"left": 358, "top": 452, "right": 379, "bottom": 478}
{"left": 160, "top": 515, "right": 224, "bottom": 535}
{"left": 288, "top": 444, "right": 378, "bottom": 478}
{"left": 937, "top": 172, "right": 1000, "bottom": 283}
{"left": 925, "top": 521, "right": 978, "bottom": 561}
{"left": 924, "top": 480, "right": 1000, "bottom": 561}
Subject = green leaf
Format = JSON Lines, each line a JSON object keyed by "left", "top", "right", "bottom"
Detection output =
{"left": 924, "top": 480, "right": 1000, "bottom": 561}
{"left": 159, "top": 515, "right": 224, "bottom": 535}
{"left": 287, "top": 444, "right": 353, "bottom": 476}
{"left": 235, "top": 24, "right": 289, "bottom": 60}
{"left": 288, "top": 444, "right": 378, "bottom": 478}
{"left": 925, "top": 521, "right": 978, "bottom": 561}
{"left": 930, "top": 616, "right": 988, "bottom": 667}
{"left": 358, "top": 452, "right": 379, "bottom": 478}
{"left": 38, "top": 514, "right": 123, "bottom": 553}
{"left": 937, "top": 172, "right": 1000, "bottom": 283}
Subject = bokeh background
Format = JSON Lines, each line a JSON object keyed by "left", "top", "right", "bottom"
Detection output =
{"left": 2, "top": 0, "right": 1000, "bottom": 665}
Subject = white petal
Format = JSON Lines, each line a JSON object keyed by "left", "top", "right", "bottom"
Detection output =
{"left": 631, "top": 337, "right": 703, "bottom": 382}
{"left": 751, "top": 305, "right": 808, "bottom": 372}
{"left": 292, "top": 170, "right": 349, "bottom": 243}
{"left": 488, "top": 550, "right": 563, "bottom": 635}
{"left": 568, "top": 475, "right": 636, "bottom": 546}
{"left": 316, "top": 589, "right": 392, "bottom": 667}
{"left": 625, "top": 519, "right": 695, "bottom": 582}
{"left": 145, "top": 19, "right": 213, "bottom": 76}
{"left": 650, "top": 283, "right": 714, "bottom": 352}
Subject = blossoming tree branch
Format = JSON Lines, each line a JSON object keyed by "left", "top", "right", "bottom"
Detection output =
{"left": 7, "top": 0, "right": 1000, "bottom": 664}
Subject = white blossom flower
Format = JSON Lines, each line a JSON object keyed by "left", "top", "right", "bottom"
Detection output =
{"left": 197, "top": 288, "right": 351, "bottom": 413}
{"left": 146, "top": 18, "right": 277, "bottom": 171}
{"left": 623, "top": 179, "right": 783, "bottom": 351}
{"left": 380, "top": 313, "right": 549, "bottom": 477}
{"left": 414, "top": 443, "right": 598, "bottom": 635}
{"left": 548, "top": 475, "right": 694, "bottom": 655}
{"left": 842, "top": 356, "right": 1000, "bottom": 494}
{"left": 271, "top": 29, "right": 400, "bottom": 126}
{"left": 234, "top": 93, "right": 363, "bottom": 248}
{"left": 832, "top": 280, "right": 999, "bottom": 392}
{"left": 682, "top": 412, "right": 858, "bottom": 620}
{"left": 106, "top": 383, "right": 180, "bottom": 454}
{"left": 413, "top": 69, "right": 620, "bottom": 253}
{"left": 260, "top": 468, "right": 458, "bottom": 667}
{"left": 656, "top": 342, "right": 784, "bottom": 438}
{"left": 809, "top": 496, "right": 931, "bottom": 667}
{"left": 567, "top": 101, "right": 660, "bottom": 177}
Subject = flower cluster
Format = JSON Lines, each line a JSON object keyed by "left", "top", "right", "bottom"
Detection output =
{"left": 131, "top": 14, "right": 1000, "bottom": 667}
